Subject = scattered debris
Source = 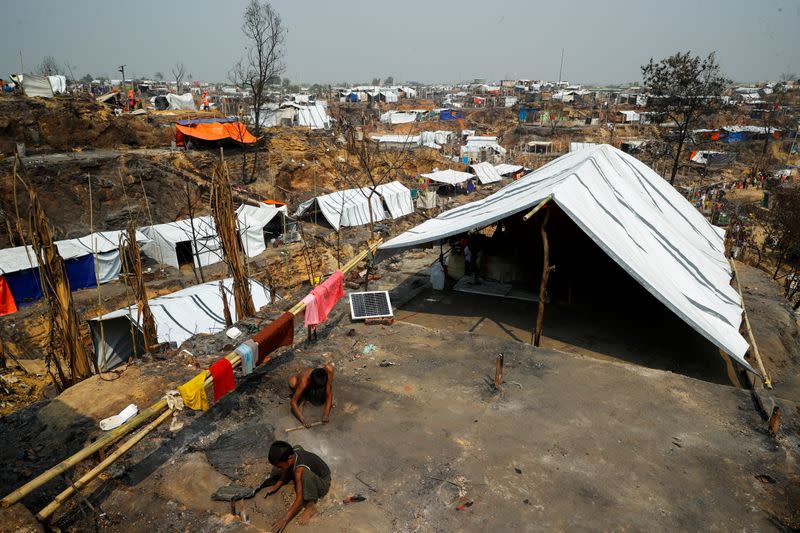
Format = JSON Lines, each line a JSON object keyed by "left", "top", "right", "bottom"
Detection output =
{"left": 343, "top": 494, "right": 366, "bottom": 505}
{"left": 378, "top": 360, "right": 395, "bottom": 367}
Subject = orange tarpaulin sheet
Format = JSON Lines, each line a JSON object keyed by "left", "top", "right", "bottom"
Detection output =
{"left": 175, "top": 122, "right": 257, "bottom": 144}
{"left": 0, "top": 275, "right": 18, "bottom": 316}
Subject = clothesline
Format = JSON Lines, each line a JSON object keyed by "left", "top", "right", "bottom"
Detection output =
{"left": 2, "top": 240, "right": 382, "bottom": 514}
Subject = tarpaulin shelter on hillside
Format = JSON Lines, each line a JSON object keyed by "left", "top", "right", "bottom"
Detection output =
{"left": 421, "top": 169, "right": 474, "bottom": 185}
{"left": 380, "top": 144, "right": 754, "bottom": 374}
{"left": 89, "top": 278, "right": 273, "bottom": 371}
{"left": 175, "top": 121, "right": 257, "bottom": 145}
{"left": 140, "top": 217, "right": 221, "bottom": 269}
{"left": 236, "top": 203, "right": 289, "bottom": 257}
{"left": 14, "top": 74, "right": 67, "bottom": 98}
{"left": 165, "top": 93, "right": 196, "bottom": 110}
{"left": 295, "top": 181, "right": 413, "bottom": 230}
{"left": 470, "top": 162, "right": 503, "bottom": 184}
{"left": 494, "top": 164, "right": 526, "bottom": 178}
{"left": 0, "top": 230, "right": 149, "bottom": 313}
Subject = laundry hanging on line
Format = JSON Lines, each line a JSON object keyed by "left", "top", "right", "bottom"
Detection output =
{"left": 252, "top": 312, "right": 295, "bottom": 364}
{"left": 209, "top": 357, "right": 235, "bottom": 401}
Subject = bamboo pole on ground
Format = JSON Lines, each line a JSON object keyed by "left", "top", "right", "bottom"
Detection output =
{"left": 532, "top": 209, "right": 552, "bottom": 347}
{"left": 730, "top": 259, "right": 772, "bottom": 388}
{"left": 1, "top": 399, "right": 167, "bottom": 508}
{"left": 3, "top": 239, "right": 382, "bottom": 512}
{"left": 35, "top": 408, "right": 174, "bottom": 521}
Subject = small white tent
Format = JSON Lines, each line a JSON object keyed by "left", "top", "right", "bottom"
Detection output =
{"left": 470, "top": 162, "right": 503, "bottom": 184}
{"left": 165, "top": 93, "right": 196, "bottom": 111}
{"left": 236, "top": 203, "right": 288, "bottom": 257}
{"left": 90, "top": 278, "right": 273, "bottom": 371}
{"left": 140, "top": 217, "right": 221, "bottom": 269}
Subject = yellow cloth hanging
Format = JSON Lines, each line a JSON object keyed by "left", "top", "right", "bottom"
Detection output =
{"left": 178, "top": 370, "right": 209, "bottom": 411}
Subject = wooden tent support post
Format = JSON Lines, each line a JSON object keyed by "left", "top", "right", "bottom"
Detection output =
{"left": 36, "top": 408, "right": 174, "bottom": 521}
{"left": 730, "top": 260, "right": 772, "bottom": 388}
{"left": 532, "top": 209, "right": 552, "bottom": 347}
{"left": 3, "top": 240, "right": 383, "bottom": 512}
{"left": 494, "top": 353, "right": 504, "bottom": 390}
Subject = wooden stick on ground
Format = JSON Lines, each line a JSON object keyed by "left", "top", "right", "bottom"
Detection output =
{"left": 729, "top": 259, "right": 772, "bottom": 388}
{"left": 285, "top": 421, "right": 324, "bottom": 433}
{"left": 494, "top": 353, "right": 504, "bottom": 390}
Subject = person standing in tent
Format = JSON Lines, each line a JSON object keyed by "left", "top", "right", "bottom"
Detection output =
{"left": 287, "top": 363, "right": 334, "bottom": 427}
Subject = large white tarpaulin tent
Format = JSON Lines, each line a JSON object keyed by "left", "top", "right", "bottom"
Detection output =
{"left": 380, "top": 144, "right": 753, "bottom": 372}
{"left": 421, "top": 169, "right": 474, "bottom": 185}
{"left": 89, "top": 278, "right": 273, "bottom": 371}
{"left": 294, "top": 180, "right": 413, "bottom": 230}
{"left": 470, "top": 162, "right": 503, "bottom": 184}
{"left": 236, "top": 203, "right": 288, "bottom": 258}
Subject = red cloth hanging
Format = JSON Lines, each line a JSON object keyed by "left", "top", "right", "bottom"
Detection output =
{"left": 0, "top": 275, "right": 17, "bottom": 316}
{"left": 209, "top": 357, "right": 235, "bottom": 401}
{"left": 252, "top": 312, "right": 295, "bottom": 364}
{"left": 310, "top": 271, "right": 345, "bottom": 325}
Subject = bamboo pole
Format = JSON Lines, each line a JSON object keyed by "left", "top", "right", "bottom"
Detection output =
{"left": 3, "top": 240, "right": 383, "bottom": 510}
{"left": 1, "top": 399, "right": 167, "bottom": 508}
{"left": 522, "top": 195, "right": 552, "bottom": 222}
{"left": 36, "top": 408, "right": 174, "bottom": 521}
{"left": 730, "top": 259, "right": 772, "bottom": 388}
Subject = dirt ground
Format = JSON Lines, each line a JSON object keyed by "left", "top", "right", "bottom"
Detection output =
{"left": 1, "top": 248, "right": 796, "bottom": 532}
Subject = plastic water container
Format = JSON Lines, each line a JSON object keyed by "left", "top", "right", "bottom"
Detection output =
{"left": 430, "top": 261, "right": 445, "bottom": 291}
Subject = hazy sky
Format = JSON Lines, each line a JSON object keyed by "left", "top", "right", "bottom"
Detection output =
{"left": 1, "top": 0, "right": 798, "bottom": 85}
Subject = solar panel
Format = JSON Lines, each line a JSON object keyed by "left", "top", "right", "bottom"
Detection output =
{"left": 349, "top": 291, "right": 394, "bottom": 320}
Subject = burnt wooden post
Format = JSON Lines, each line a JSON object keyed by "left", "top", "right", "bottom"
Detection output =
{"left": 532, "top": 209, "right": 553, "bottom": 347}
{"left": 494, "top": 353, "right": 504, "bottom": 390}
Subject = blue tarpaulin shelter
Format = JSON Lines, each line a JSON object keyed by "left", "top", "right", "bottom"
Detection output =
{"left": 65, "top": 254, "right": 97, "bottom": 291}
{"left": 5, "top": 268, "right": 43, "bottom": 305}
{"left": 439, "top": 110, "right": 462, "bottom": 121}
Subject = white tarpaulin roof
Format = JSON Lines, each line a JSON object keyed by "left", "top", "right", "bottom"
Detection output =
{"left": 470, "top": 162, "right": 502, "bottom": 184}
{"left": 294, "top": 180, "right": 413, "bottom": 230}
{"left": 236, "top": 203, "right": 287, "bottom": 257}
{"left": 494, "top": 163, "right": 524, "bottom": 176}
{"left": 421, "top": 169, "right": 474, "bottom": 185}
{"left": 165, "top": 93, "right": 196, "bottom": 111}
{"left": 90, "top": 278, "right": 273, "bottom": 370}
{"left": 380, "top": 111, "right": 417, "bottom": 124}
{"left": 374, "top": 181, "right": 414, "bottom": 219}
{"left": 570, "top": 142, "right": 599, "bottom": 152}
{"left": 295, "top": 188, "right": 387, "bottom": 230}
{"left": 380, "top": 144, "right": 752, "bottom": 371}
{"left": 140, "top": 217, "right": 221, "bottom": 269}
{"left": 297, "top": 103, "right": 331, "bottom": 129}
